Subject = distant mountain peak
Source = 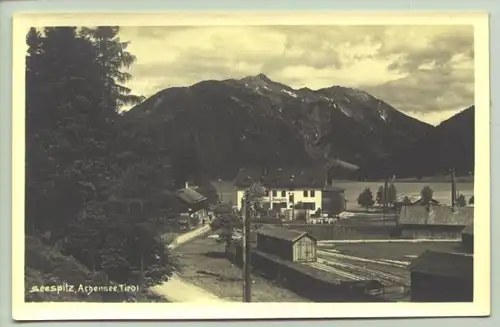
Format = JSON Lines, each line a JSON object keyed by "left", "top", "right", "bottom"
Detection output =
{"left": 241, "top": 73, "right": 273, "bottom": 83}
{"left": 125, "top": 73, "right": 446, "bottom": 179}
{"left": 254, "top": 73, "right": 272, "bottom": 81}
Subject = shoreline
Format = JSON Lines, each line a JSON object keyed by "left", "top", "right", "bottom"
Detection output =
{"left": 212, "top": 178, "right": 475, "bottom": 185}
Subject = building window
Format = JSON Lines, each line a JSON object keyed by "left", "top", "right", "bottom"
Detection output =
{"left": 303, "top": 190, "right": 308, "bottom": 197}
{"left": 272, "top": 190, "right": 277, "bottom": 197}
{"left": 265, "top": 190, "right": 269, "bottom": 196}
{"left": 303, "top": 202, "right": 316, "bottom": 210}
{"left": 310, "top": 190, "right": 315, "bottom": 197}
{"left": 281, "top": 190, "right": 286, "bottom": 197}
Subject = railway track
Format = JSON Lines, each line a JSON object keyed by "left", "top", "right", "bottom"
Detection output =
{"left": 318, "top": 249, "right": 409, "bottom": 268}
{"left": 306, "top": 261, "right": 367, "bottom": 281}
{"left": 317, "top": 256, "right": 410, "bottom": 287}
{"left": 305, "top": 258, "right": 409, "bottom": 288}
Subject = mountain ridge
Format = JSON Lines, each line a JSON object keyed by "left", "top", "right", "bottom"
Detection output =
{"left": 361, "top": 105, "right": 475, "bottom": 179}
{"left": 125, "top": 74, "right": 472, "bottom": 180}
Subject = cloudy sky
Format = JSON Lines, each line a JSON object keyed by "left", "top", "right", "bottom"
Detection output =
{"left": 119, "top": 25, "right": 474, "bottom": 125}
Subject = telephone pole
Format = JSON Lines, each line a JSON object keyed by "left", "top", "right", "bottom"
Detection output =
{"left": 242, "top": 194, "right": 252, "bottom": 302}
{"left": 451, "top": 168, "right": 457, "bottom": 209}
{"left": 382, "top": 175, "right": 389, "bottom": 224}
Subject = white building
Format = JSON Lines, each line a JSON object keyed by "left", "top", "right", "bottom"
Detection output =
{"left": 236, "top": 186, "right": 323, "bottom": 217}
{"left": 234, "top": 166, "right": 348, "bottom": 220}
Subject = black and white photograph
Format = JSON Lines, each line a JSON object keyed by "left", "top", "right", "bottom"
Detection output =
{"left": 11, "top": 11, "right": 490, "bottom": 321}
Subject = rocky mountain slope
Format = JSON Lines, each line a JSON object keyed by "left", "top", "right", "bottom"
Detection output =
{"left": 363, "top": 106, "right": 475, "bottom": 179}
{"left": 125, "top": 74, "right": 470, "bottom": 179}
{"left": 436, "top": 106, "right": 474, "bottom": 172}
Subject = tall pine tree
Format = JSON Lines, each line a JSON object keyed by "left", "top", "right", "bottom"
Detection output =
{"left": 25, "top": 26, "right": 173, "bottom": 288}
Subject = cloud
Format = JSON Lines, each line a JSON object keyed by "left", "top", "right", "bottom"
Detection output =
{"left": 360, "top": 26, "right": 474, "bottom": 118}
{"left": 119, "top": 25, "right": 474, "bottom": 125}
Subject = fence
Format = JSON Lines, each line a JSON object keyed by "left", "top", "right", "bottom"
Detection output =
{"left": 282, "top": 224, "right": 392, "bottom": 240}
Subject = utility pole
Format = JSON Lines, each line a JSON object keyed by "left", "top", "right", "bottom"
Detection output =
{"left": 218, "top": 178, "right": 224, "bottom": 202}
{"left": 383, "top": 176, "right": 389, "bottom": 223}
{"left": 289, "top": 192, "right": 295, "bottom": 221}
{"left": 242, "top": 193, "right": 252, "bottom": 302}
{"left": 451, "top": 168, "right": 457, "bottom": 209}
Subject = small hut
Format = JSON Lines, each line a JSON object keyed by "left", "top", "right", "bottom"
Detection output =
{"left": 256, "top": 226, "right": 317, "bottom": 262}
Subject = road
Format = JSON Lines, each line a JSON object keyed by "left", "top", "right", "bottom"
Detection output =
{"left": 167, "top": 225, "right": 211, "bottom": 250}
{"left": 152, "top": 225, "right": 229, "bottom": 302}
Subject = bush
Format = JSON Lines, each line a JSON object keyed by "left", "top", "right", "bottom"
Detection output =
{"left": 357, "top": 188, "right": 375, "bottom": 210}
{"left": 420, "top": 186, "right": 434, "bottom": 204}
{"left": 456, "top": 194, "right": 467, "bottom": 207}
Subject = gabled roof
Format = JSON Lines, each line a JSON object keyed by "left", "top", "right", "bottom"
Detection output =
{"left": 233, "top": 163, "right": 355, "bottom": 189}
{"left": 256, "top": 226, "right": 316, "bottom": 242}
{"left": 409, "top": 250, "right": 473, "bottom": 280}
{"left": 234, "top": 166, "right": 328, "bottom": 189}
{"left": 175, "top": 187, "right": 207, "bottom": 205}
{"left": 399, "top": 205, "right": 473, "bottom": 226}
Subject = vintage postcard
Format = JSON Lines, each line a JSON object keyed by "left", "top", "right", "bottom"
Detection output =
{"left": 11, "top": 11, "right": 490, "bottom": 321}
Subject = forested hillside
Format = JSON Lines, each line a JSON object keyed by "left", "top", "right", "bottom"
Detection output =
{"left": 24, "top": 26, "right": 204, "bottom": 301}
{"left": 127, "top": 74, "right": 433, "bottom": 179}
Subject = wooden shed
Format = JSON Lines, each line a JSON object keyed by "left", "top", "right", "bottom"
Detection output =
{"left": 396, "top": 204, "right": 474, "bottom": 239}
{"left": 409, "top": 250, "right": 473, "bottom": 302}
{"left": 256, "top": 226, "right": 317, "bottom": 262}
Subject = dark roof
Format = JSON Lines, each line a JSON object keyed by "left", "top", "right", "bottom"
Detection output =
{"left": 234, "top": 166, "right": 328, "bottom": 189}
{"left": 256, "top": 226, "right": 317, "bottom": 242}
{"left": 175, "top": 187, "right": 207, "bottom": 205}
{"left": 409, "top": 250, "right": 473, "bottom": 280}
{"left": 234, "top": 166, "right": 348, "bottom": 190}
{"left": 462, "top": 223, "right": 474, "bottom": 236}
{"left": 399, "top": 205, "right": 474, "bottom": 226}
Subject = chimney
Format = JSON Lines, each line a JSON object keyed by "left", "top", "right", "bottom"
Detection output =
{"left": 185, "top": 181, "right": 189, "bottom": 189}
{"left": 451, "top": 169, "right": 457, "bottom": 211}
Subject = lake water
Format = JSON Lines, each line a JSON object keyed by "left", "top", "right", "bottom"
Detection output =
{"left": 211, "top": 180, "right": 474, "bottom": 210}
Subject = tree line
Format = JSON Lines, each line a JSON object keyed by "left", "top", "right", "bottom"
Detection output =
{"left": 357, "top": 184, "right": 474, "bottom": 210}
{"left": 25, "top": 26, "right": 200, "bottom": 293}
